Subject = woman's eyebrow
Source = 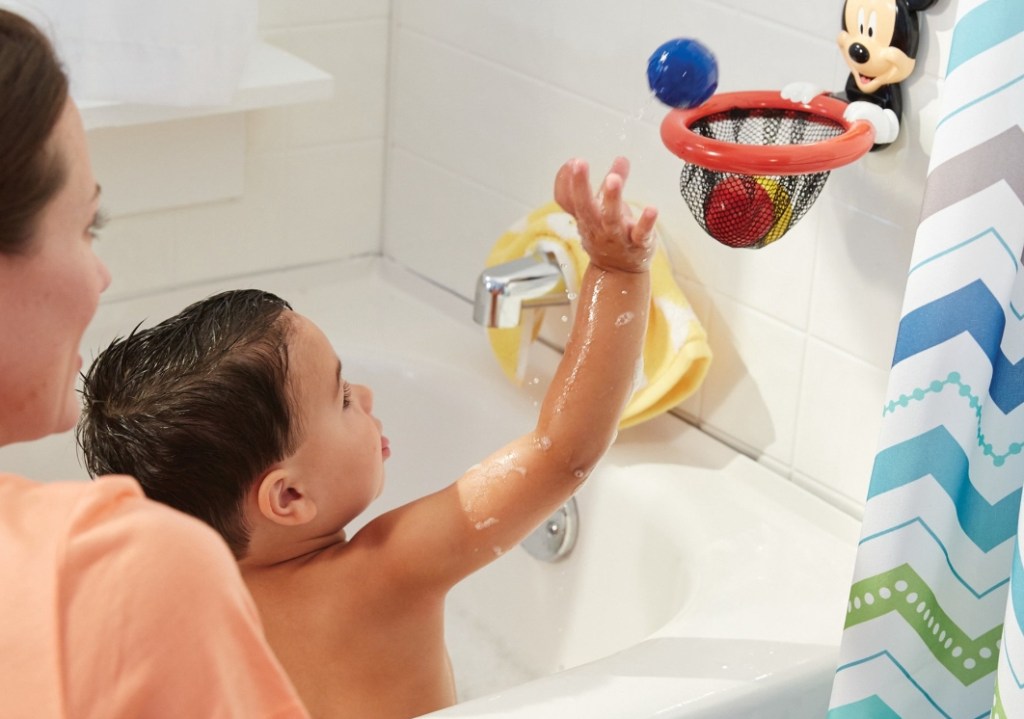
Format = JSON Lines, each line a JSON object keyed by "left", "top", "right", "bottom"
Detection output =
{"left": 335, "top": 359, "right": 342, "bottom": 396}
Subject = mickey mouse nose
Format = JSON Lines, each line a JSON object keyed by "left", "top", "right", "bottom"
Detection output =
{"left": 848, "top": 43, "right": 870, "bottom": 64}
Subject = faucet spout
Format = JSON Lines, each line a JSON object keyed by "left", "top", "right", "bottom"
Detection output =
{"left": 473, "top": 251, "right": 569, "bottom": 329}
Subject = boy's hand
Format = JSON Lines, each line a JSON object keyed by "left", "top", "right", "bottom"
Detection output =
{"left": 553, "top": 156, "right": 657, "bottom": 274}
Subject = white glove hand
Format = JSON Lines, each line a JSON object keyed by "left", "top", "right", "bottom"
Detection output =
{"left": 781, "top": 81, "right": 824, "bottom": 104}
{"left": 843, "top": 101, "right": 899, "bottom": 145}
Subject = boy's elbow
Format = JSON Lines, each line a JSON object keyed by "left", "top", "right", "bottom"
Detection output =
{"left": 530, "top": 427, "right": 614, "bottom": 485}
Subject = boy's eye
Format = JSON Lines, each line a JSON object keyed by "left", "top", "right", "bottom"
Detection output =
{"left": 342, "top": 382, "right": 352, "bottom": 409}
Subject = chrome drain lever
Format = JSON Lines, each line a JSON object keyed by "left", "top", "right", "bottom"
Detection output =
{"left": 520, "top": 497, "right": 578, "bottom": 562}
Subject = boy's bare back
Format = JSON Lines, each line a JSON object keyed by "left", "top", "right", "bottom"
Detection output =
{"left": 242, "top": 533, "right": 456, "bottom": 718}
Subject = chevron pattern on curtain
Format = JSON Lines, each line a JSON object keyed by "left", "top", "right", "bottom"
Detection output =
{"left": 827, "top": 1, "right": 1024, "bottom": 717}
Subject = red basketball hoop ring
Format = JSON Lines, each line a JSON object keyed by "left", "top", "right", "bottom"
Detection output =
{"left": 660, "top": 90, "right": 875, "bottom": 176}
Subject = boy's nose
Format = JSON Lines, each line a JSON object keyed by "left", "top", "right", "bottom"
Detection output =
{"left": 354, "top": 384, "right": 374, "bottom": 411}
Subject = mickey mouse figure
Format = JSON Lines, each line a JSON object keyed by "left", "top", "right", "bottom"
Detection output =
{"left": 784, "top": 0, "right": 937, "bottom": 149}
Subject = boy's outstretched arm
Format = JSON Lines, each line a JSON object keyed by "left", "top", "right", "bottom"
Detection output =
{"left": 356, "top": 157, "right": 655, "bottom": 592}
{"left": 539, "top": 156, "right": 655, "bottom": 469}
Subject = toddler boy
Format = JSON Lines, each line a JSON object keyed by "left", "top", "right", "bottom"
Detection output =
{"left": 78, "top": 157, "right": 656, "bottom": 719}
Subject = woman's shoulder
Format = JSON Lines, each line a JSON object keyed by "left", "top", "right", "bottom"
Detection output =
{"left": 0, "top": 472, "right": 237, "bottom": 585}
{"left": 0, "top": 472, "right": 145, "bottom": 517}
{"left": 0, "top": 473, "right": 145, "bottom": 550}
{"left": 65, "top": 475, "right": 241, "bottom": 582}
{"left": 0, "top": 476, "right": 307, "bottom": 717}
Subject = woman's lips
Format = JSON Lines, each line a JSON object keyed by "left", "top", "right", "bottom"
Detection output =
{"left": 381, "top": 435, "right": 391, "bottom": 459}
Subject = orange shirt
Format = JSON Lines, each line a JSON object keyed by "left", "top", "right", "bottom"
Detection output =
{"left": 0, "top": 472, "right": 309, "bottom": 719}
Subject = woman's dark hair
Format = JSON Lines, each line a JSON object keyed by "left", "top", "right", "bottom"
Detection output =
{"left": 77, "top": 290, "right": 296, "bottom": 559}
{"left": 0, "top": 10, "right": 69, "bottom": 254}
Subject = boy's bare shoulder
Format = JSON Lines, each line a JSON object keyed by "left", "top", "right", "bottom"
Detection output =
{"left": 245, "top": 533, "right": 401, "bottom": 607}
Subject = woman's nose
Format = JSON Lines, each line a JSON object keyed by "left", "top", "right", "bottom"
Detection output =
{"left": 96, "top": 254, "right": 112, "bottom": 293}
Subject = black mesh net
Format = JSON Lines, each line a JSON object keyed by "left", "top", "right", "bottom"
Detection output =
{"left": 679, "top": 107, "right": 845, "bottom": 249}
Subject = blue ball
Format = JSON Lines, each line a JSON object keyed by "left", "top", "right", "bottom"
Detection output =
{"left": 647, "top": 38, "right": 718, "bottom": 109}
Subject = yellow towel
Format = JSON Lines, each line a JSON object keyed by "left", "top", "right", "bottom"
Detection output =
{"left": 485, "top": 202, "right": 712, "bottom": 429}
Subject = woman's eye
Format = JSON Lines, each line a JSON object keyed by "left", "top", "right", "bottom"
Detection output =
{"left": 88, "top": 209, "right": 109, "bottom": 240}
{"left": 342, "top": 382, "right": 352, "bottom": 409}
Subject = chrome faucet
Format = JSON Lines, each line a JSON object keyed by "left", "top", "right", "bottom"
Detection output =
{"left": 473, "top": 251, "right": 570, "bottom": 329}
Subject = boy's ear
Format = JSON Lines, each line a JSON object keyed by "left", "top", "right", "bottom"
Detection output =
{"left": 256, "top": 468, "right": 317, "bottom": 526}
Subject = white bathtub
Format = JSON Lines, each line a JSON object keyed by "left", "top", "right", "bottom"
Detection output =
{"left": 0, "top": 257, "right": 859, "bottom": 718}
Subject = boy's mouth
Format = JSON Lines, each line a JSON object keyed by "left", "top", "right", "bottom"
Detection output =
{"left": 381, "top": 435, "right": 391, "bottom": 459}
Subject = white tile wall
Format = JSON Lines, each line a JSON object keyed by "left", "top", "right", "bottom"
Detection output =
{"left": 699, "top": 293, "right": 807, "bottom": 466}
{"left": 67, "top": 0, "right": 960, "bottom": 516}
{"left": 383, "top": 0, "right": 959, "bottom": 513}
{"left": 793, "top": 339, "right": 891, "bottom": 503}
{"left": 90, "top": 1, "right": 391, "bottom": 301}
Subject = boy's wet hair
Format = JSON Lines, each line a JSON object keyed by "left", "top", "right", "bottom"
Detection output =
{"left": 78, "top": 289, "right": 295, "bottom": 558}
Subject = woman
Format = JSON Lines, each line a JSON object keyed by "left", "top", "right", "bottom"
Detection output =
{"left": 0, "top": 10, "right": 309, "bottom": 718}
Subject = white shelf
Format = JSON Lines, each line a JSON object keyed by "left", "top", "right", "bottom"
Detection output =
{"left": 79, "top": 41, "right": 334, "bottom": 130}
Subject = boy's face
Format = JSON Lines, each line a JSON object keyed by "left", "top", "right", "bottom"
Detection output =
{"left": 284, "top": 312, "right": 389, "bottom": 528}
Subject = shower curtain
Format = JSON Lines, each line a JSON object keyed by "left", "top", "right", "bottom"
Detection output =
{"left": 828, "top": 0, "right": 1024, "bottom": 717}
{"left": 0, "top": 0, "right": 257, "bottom": 105}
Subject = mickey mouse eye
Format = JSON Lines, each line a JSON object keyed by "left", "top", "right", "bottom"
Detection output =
{"left": 868, "top": 10, "right": 877, "bottom": 37}
{"left": 857, "top": 7, "right": 865, "bottom": 34}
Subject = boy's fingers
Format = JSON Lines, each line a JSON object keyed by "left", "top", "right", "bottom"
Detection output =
{"left": 599, "top": 174, "right": 624, "bottom": 224}
{"left": 570, "top": 161, "right": 600, "bottom": 227}
{"left": 556, "top": 158, "right": 655, "bottom": 256}
{"left": 633, "top": 206, "right": 658, "bottom": 245}
{"left": 554, "top": 159, "right": 579, "bottom": 212}
{"left": 607, "top": 156, "right": 630, "bottom": 185}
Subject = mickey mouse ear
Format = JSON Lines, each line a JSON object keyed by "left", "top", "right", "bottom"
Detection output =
{"left": 904, "top": 0, "right": 939, "bottom": 11}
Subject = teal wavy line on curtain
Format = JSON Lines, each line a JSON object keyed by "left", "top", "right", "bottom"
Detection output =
{"left": 882, "top": 372, "right": 1024, "bottom": 466}
{"left": 834, "top": 651, "right": 954, "bottom": 718}
{"left": 937, "top": 73, "right": 1024, "bottom": 129}
{"left": 860, "top": 518, "right": 1009, "bottom": 597}
{"left": 946, "top": 0, "right": 1024, "bottom": 77}
{"left": 908, "top": 228, "right": 1018, "bottom": 277}
{"left": 828, "top": 695, "right": 902, "bottom": 718}
{"left": 892, "top": 281, "right": 1024, "bottom": 413}
{"left": 869, "top": 426, "right": 1021, "bottom": 551}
